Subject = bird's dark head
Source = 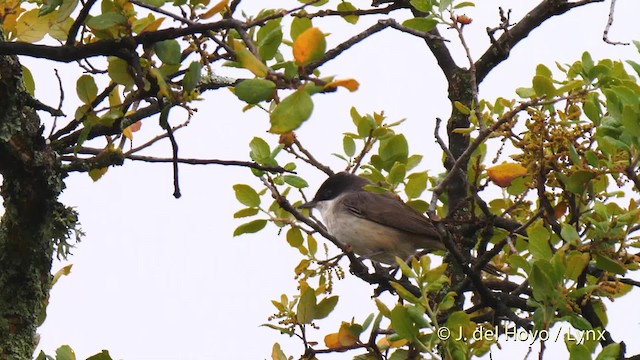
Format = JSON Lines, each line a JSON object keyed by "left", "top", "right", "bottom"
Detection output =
{"left": 299, "top": 172, "right": 370, "bottom": 208}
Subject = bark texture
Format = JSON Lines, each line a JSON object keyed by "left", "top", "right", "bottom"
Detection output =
{"left": 0, "top": 55, "right": 70, "bottom": 359}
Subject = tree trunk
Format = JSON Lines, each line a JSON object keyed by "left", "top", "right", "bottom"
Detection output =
{"left": 0, "top": 55, "right": 67, "bottom": 359}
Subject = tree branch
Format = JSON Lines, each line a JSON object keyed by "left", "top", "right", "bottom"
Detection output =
{"left": 1, "top": 19, "right": 245, "bottom": 62}
{"left": 475, "top": 0, "right": 605, "bottom": 83}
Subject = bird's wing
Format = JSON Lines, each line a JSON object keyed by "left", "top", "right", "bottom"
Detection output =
{"left": 341, "top": 191, "right": 441, "bottom": 238}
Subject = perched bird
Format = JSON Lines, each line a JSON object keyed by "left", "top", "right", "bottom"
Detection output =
{"left": 299, "top": 172, "right": 445, "bottom": 265}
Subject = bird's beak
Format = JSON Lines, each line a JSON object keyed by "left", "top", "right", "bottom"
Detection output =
{"left": 298, "top": 200, "right": 317, "bottom": 209}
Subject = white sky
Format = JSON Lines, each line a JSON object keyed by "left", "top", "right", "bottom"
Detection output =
{"left": 24, "top": 0, "right": 640, "bottom": 359}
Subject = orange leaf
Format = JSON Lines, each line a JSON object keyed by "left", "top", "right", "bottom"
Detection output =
{"left": 324, "top": 78, "right": 359, "bottom": 92}
{"left": 278, "top": 132, "right": 296, "bottom": 147}
{"left": 123, "top": 121, "right": 142, "bottom": 140}
{"left": 200, "top": 0, "right": 229, "bottom": 19}
{"left": 486, "top": 162, "right": 527, "bottom": 187}
{"left": 293, "top": 27, "right": 326, "bottom": 66}
{"left": 554, "top": 201, "right": 567, "bottom": 219}
{"left": 324, "top": 333, "right": 341, "bottom": 349}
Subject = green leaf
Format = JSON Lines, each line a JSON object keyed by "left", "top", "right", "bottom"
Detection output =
{"left": 389, "top": 281, "right": 420, "bottom": 304}
{"left": 582, "top": 51, "right": 594, "bottom": 73}
{"left": 405, "top": 305, "right": 430, "bottom": 328}
{"left": 532, "top": 75, "right": 556, "bottom": 97}
{"left": 454, "top": 101, "right": 470, "bottom": 115}
{"left": 297, "top": 286, "right": 317, "bottom": 324}
{"left": 536, "top": 64, "right": 552, "bottom": 78}
{"left": 107, "top": 57, "right": 134, "bottom": 87}
{"left": 515, "top": 87, "right": 536, "bottom": 98}
{"left": 154, "top": 39, "right": 181, "bottom": 65}
{"left": 234, "top": 79, "right": 276, "bottom": 104}
{"left": 86, "top": 350, "right": 113, "bottom": 360}
{"left": 315, "top": 296, "right": 338, "bottom": 319}
{"left": 233, "top": 219, "right": 267, "bottom": 236}
{"left": 528, "top": 225, "right": 552, "bottom": 260}
{"left": 453, "top": 1, "right": 474, "bottom": 9}
{"left": 342, "top": 136, "right": 356, "bottom": 157}
{"left": 570, "top": 344, "right": 592, "bottom": 360}
{"left": 283, "top": 175, "right": 309, "bottom": 188}
{"left": 388, "top": 162, "right": 406, "bottom": 186}
{"left": 594, "top": 254, "right": 626, "bottom": 275}
{"left": 57, "top": 0, "right": 79, "bottom": 22}
{"left": 233, "top": 207, "right": 259, "bottom": 218}
{"left": 182, "top": 61, "right": 202, "bottom": 92}
{"left": 530, "top": 260, "right": 557, "bottom": 301}
{"left": 290, "top": 16, "right": 312, "bottom": 41}
{"left": 337, "top": 1, "right": 358, "bottom": 24}
{"left": 565, "top": 170, "right": 595, "bottom": 194}
{"left": 21, "top": 66, "right": 35, "bottom": 96}
{"left": 378, "top": 134, "right": 408, "bottom": 171}
{"left": 596, "top": 343, "right": 620, "bottom": 360}
{"left": 389, "top": 305, "right": 418, "bottom": 340}
{"left": 621, "top": 105, "right": 640, "bottom": 138}
{"left": 405, "top": 171, "right": 428, "bottom": 198}
{"left": 438, "top": 0, "right": 452, "bottom": 11}
{"left": 307, "top": 234, "right": 317, "bottom": 255}
{"left": 39, "top": 0, "right": 62, "bottom": 17}
{"left": 55, "top": 345, "right": 76, "bottom": 360}
{"left": 269, "top": 89, "right": 314, "bottom": 133}
{"left": 87, "top": 12, "right": 126, "bottom": 30}
{"left": 287, "top": 227, "right": 304, "bottom": 247}
{"left": 402, "top": 17, "right": 438, "bottom": 32}
{"left": 257, "top": 20, "right": 283, "bottom": 61}
{"left": 409, "top": 0, "right": 431, "bottom": 11}
{"left": 233, "top": 184, "right": 260, "bottom": 207}
{"left": 76, "top": 75, "right": 98, "bottom": 104}
{"left": 249, "top": 137, "right": 272, "bottom": 164}
{"left": 560, "top": 313, "right": 592, "bottom": 331}
{"left": 560, "top": 223, "right": 580, "bottom": 245}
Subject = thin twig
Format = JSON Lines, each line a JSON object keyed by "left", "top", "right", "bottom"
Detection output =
{"left": 50, "top": 83, "right": 117, "bottom": 140}
{"left": 48, "top": 69, "right": 66, "bottom": 138}
{"left": 451, "top": 14, "right": 483, "bottom": 130}
{"left": 603, "top": 0, "right": 629, "bottom": 46}
{"left": 291, "top": 138, "right": 333, "bottom": 176}
{"left": 67, "top": 0, "right": 98, "bottom": 45}
{"left": 126, "top": 154, "right": 290, "bottom": 173}
{"left": 130, "top": 0, "right": 197, "bottom": 25}
{"left": 296, "top": 3, "right": 403, "bottom": 19}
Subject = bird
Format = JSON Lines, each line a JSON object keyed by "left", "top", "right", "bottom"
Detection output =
{"left": 299, "top": 171, "right": 446, "bottom": 265}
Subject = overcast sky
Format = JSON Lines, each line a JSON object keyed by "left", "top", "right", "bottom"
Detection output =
{"left": 26, "top": 0, "right": 640, "bottom": 359}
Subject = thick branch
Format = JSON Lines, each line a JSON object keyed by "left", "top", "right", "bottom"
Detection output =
{"left": 0, "top": 19, "right": 244, "bottom": 62}
{"left": 475, "top": 0, "right": 604, "bottom": 83}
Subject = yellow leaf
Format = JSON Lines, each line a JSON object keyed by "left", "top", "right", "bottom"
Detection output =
{"left": 200, "top": 0, "right": 228, "bottom": 19}
{"left": 51, "top": 264, "right": 73, "bottom": 287}
{"left": 324, "top": 78, "right": 359, "bottom": 92}
{"left": 89, "top": 167, "right": 108, "bottom": 181}
{"left": 2, "top": 6, "right": 25, "bottom": 38}
{"left": 123, "top": 121, "right": 142, "bottom": 140}
{"left": 150, "top": 68, "right": 171, "bottom": 98}
{"left": 233, "top": 40, "right": 268, "bottom": 77}
{"left": 139, "top": 17, "right": 165, "bottom": 33}
{"left": 324, "top": 333, "right": 341, "bottom": 349}
{"left": 293, "top": 27, "right": 326, "bottom": 66}
{"left": 486, "top": 162, "right": 528, "bottom": 187}
{"left": 15, "top": 9, "right": 56, "bottom": 42}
